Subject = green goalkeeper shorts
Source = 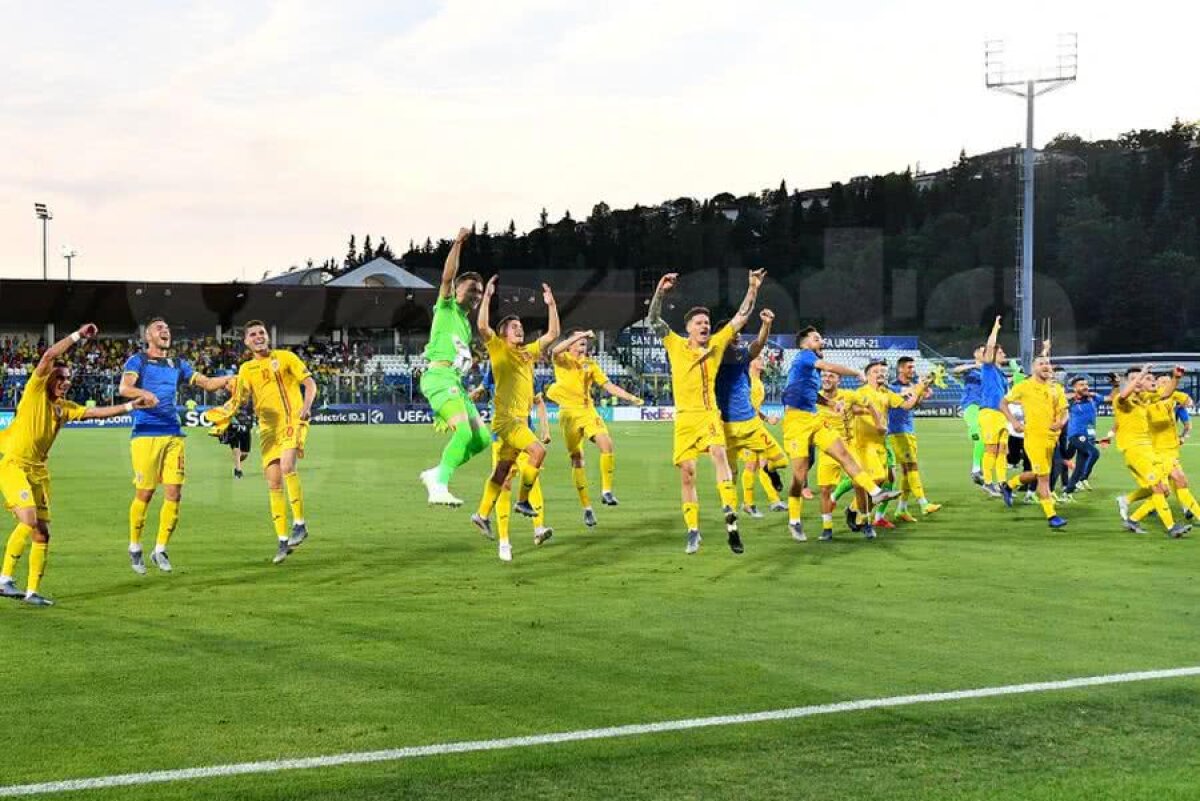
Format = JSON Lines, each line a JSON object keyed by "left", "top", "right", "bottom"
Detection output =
{"left": 419, "top": 367, "right": 480, "bottom": 426}
{"left": 963, "top": 404, "right": 981, "bottom": 439}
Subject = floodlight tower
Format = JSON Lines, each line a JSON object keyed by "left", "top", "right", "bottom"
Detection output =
{"left": 34, "top": 203, "right": 53, "bottom": 280}
{"left": 61, "top": 245, "right": 79, "bottom": 281}
{"left": 985, "top": 34, "right": 1077, "bottom": 372}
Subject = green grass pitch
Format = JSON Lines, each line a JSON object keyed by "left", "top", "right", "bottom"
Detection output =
{"left": 3, "top": 420, "right": 1199, "bottom": 800}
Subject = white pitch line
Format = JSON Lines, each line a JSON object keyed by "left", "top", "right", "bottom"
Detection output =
{"left": 3, "top": 666, "right": 1198, "bottom": 798}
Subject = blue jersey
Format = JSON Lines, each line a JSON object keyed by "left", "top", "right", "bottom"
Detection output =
{"left": 715, "top": 348, "right": 756, "bottom": 423}
{"left": 887, "top": 380, "right": 917, "bottom": 434}
{"left": 122, "top": 353, "right": 194, "bottom": 438}
{"left": 1177, "top": 405, "right": 1190, "bottom": 424}
{"left": 782, "top": 349, "right": 820, "bottom": 412}
{"left": 979, "top": 363, "right": 1009, "bottom": 411}
{"left": 1066, "top": 396, "right": 1098, "bottom": 438}
{"left": 959, "top": 367, "right": 982, "bottom": 407}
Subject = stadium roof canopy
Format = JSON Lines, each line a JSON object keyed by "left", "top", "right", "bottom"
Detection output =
{"left": 326, "top": 257, "right": 434, "bottom": 289}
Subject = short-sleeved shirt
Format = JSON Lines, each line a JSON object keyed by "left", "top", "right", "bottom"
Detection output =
{"left": 715, "top": 347, "right": 756, "bottom": 423}
{"left": 1148, "top": 390, "right": 1191, "bottom": 452}
{"left": 980, "top": 363, "right": 1009, "bottom": 410}
{"left": 0, "top": 371, "right": 87, "bottom": 467}
{"left": 1005, "top": 379, "right": 1066, "bottom": 439}
{"left": 234, "top": 350, "right": 312, "bottom": 432}
{"left": 853, "top": 385, "right": 906, "bottom": 447}
{"left": 1066, "top": 396, "right": 1098, "bottom": 438}
{"left": 550, "top": 352, "right": 609, "bottom": 411}
{"left": 486, "top": 334, "right": 542, "bottom": 428}
{"left": 818, "top": 388, "right": 859, "bottom": 442}
{"left": 887, "top": 380, "right": 920, "bottom": 435}
{"left": 423, "top": 294, "right": 474, "bottom": 374}
{"left": 662, "top": 326, "right": 735, "bottom": 414}
{"left": 782, "top": 349, "right": 821, "bottom": 412}
{"left": 122, "top": 353, "right": 195, "bottom": 438}
{"left": 1112, "top": 392, "right": 1153, "bottom": 451}
{"left": 960, "top": 367, "right": 982, "bottom": 407}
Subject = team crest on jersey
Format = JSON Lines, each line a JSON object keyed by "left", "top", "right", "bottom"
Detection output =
{"left": 20, "top": 490, "right": 30, "bottom": 501}
{"left": 271, "top": 359, "right": 280, "bottom": 372}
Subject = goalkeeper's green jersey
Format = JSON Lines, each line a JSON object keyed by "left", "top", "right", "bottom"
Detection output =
{"left": 423, "top": 294, "right": 474, "bottom": 373}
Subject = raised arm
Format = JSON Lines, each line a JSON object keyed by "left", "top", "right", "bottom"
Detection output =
{"left": 552, "top": 330, "right": 592, "bottom": 357}
{"left": 748, "top": 309, "right": 774, "bottom": 360}
{"left": 535, "top": 284, "right": 560, "bottom": 350}
{"left": 477, "top": 275, "right": 498, "bottom": 340}
{"left": 728, "top": 269, "right": 767, "bottom": 334}
{"left": 983, "top": 316, "right": 1002, "bottom": 363}
{"left": 951, "top": 362, "right": 977, "bottom": 375}
{"left": 438, "top": 228, "right": 471, "bottom": 298}
{"left": 647, "top": 273, "right": 677, "bottom": 338}
{"left": 1158, "top": 366, "right": 1184, "bottom": 399}
{"left": 1118, "top": 364, "right": 1151, "bottom": 401}
{"left": 35, "top": 322, "right": 97, "bottom": 377}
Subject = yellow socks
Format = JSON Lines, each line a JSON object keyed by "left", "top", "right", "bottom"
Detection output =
{"left": 1175, "top": 487, "right": 1200, "bottom": 518}
{"left": 758, "top": 470, "right": 781, "bottom": 504}
{"left": 1039, "top": 498, "right": 1056, "bottom": 519}
{"left": 1152, "top": 494, "right": 1176, "bottom": 529}
{"left": 496, "top": 485, "right": 511, "bottom": 543}
{"left": 27, "top": 540, "right": 48, "bottom": 594}
{"left": 682, "top": 502, "right": 700, "bottom": 531}
{"left": 284, "top": 472, "right": 305, "bottom": 523}
{"left": 156, "top": 500, "right": 179, "bottom": 550}
{"left": 2, "top": 522, "right": 34, "bottom": 578}
{"left": 788, "top": 495, "right": 803, "bottom": 522}
{"left": 530, "top": 479, "right": 546, "bottom": 528}
{"left": 717, "top": 480, "right": 737, "bottom": 510}
{"left": 268, "top": 489, "right": 288, "bottom": 538}
{"left": 477, "top": 478, "right": 503, "bottom": 518}
{"left": 517, "top": 461, "right": 540, "bottom": 503}
{"left": 572, "top": 466, "right": 591, "bottom": 509}
{"left": 850, "top": 471, "right": 881, "bottom": 496}
{"left": 907, "top": 470, "right": 925, "bottom": 501}
{"left": 600, "top": 452, "right": 615, "bottom": 494}
{"left": 1125, "top": 487, "right": 1152, "bottom": 504}
{"left": 1007, "top": 475, "right": 1023, "bottom": 490}
{"left": 983, "top": 450, "right": 998, "bottom": 483}
{"left": 741, "top": 469, "right": 756, "bottom": 506}
{"left": 129, "top": 498, "right": 149, "bottom": 549}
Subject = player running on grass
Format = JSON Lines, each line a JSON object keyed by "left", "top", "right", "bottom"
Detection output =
{"left": 0, "top": 324, "right": 153, "bottom": 606}
{"left": 647, "top": 270, "right": 765, "bottom": 555}
{"left": 119, "top": 317, "right": 234, "bottom": 575}
{"left": 546, "top": 329, "right": 643, "bottom": 528}
{"left": 470, "top": 276, "right": 560, "bottom": 556}
{"left": 418, "top": 228, "right": 491, "bottom": 507}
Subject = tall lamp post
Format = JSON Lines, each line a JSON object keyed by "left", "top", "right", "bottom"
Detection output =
{"left": 34, "top": 203, "right": 53, "bottom": 280}
{"left": 61, "top": 246, "right": 79, "bottom": 282}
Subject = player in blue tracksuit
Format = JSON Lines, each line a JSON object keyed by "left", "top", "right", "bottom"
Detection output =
{"left": 1062, "top": 376, "right": 1101, "bottom": 494}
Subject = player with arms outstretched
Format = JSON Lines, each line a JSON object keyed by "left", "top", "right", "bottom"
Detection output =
{"left": 418, "top": 228, "right": 491, "bottom": 507}
{"left": 0, "top": 324, "right": 152, "bottom": 606}
{"left": 119, "top": 317, "right": 233, "bottom": 575}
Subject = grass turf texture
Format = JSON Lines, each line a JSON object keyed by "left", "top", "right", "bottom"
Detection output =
{"left": 2, "top": 420, "right": 1198, "bottom": 799}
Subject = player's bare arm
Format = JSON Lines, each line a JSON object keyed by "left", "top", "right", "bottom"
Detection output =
{"left": 477, "top": 275, "right": 498, "bottom": 339}
{"left": 983, "top": 316, "right": 1002, "bottom": 363}
{"left": 728, "top": 270, "right": 767, "bottom": 334}
{"left": 814, "top": 359, "right": 867, "bottom": 383}
{"left": 35, "top": 322, "right": 97, "bottom": 377}
{"left": 647, "top": 273, "right": 676, "bottom": 339}
{"left": 1118, "top": 364, "right": 1152, "bottom": 401}
{"left": 1158, "top": 365, "right": 1185, "bottom": 398}
{"left": 84, "top": 395, "right": 154, "bottom": 420}
{"left": 747, "top": 309, "right": 774, "bottom": 360}
{"left": 603, "top": 381, "right": 643, "bottom": 406}
{"left": 552, "top": 329, "right": 593, "bottom": 356}
{"left": 535, "top": 395, "right": 551, "bottom": 444}
{"left": 535, "top": 284, "right": 561, "bottom": 350}
{"left": 999, "top": 398, "right": 1024, "bottom": 433}
{"left": 438, "top": 227, "right": 471, "bottom": 298}
{"left": 191, "top": 373, "right": 236, "bottom": 393}
{"left": 299, "top": 375, "right": 318, "bottom": 421}
{"left": 118, "top": 371, "right": 159, "bottom": 406}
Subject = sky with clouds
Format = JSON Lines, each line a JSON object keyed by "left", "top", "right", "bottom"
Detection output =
{"left": 1, "top": 0, "right": 1196, "bottom": 283}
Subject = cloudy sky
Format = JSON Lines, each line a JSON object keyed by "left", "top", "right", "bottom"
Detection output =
{"left": 2, "top": 0, "right": 1196, "bottom": 282}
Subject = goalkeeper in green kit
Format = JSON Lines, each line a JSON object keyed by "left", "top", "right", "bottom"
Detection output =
{"left": 419, "top": 227, "right": 491, "bottom": 506}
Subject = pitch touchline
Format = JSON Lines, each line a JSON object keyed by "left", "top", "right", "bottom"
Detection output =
{"left": 3, "top": 666, "right": 1198, "bottom": 797}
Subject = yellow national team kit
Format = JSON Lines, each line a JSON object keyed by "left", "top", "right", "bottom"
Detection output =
{"left": 130, "top": 436, "right": 186, "bottom": 491}
{"left": 0, "top": 371, "right": 87, "bottom": 522}
{"left": 1004, "top": 380, "right": 1067, "bottom": 476}
{"left": 1147, "top": 390, "right": 1190, "bottom": 470}
{"left": 816, "top": 388, "right": 859, "bottom": 487}
{"left": 1113, "top": 392, "right": 1165, "bottom": 488}
{"left": 663, "top": 327, "right": 734, "bottom": 465}
{"left": 737, "top": 371, "right": 770, "bottom": 462}
{"left": 726, "top": 372, "right": 787, "bottom": 467}
{"left": 547, "top": 351, "right": 610, "bottom": 456}
{"left": 850, "top": 385, "right": 906, "bottom": 483}
{"left": 486, "top": 334, "right": 543, "bottom": 462}
{"left": 979, "top": 407, "right": 1009, "bottom": 447}
{"left": 213, "top": 350, "right": 312, "bottom": 467}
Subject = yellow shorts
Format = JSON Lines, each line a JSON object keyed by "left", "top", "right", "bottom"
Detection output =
{"left": 0, "top": 460, "right": 51, "bottom": 522}
{"left": 979, "top": 409, "right": 1008, "bottom": 446}
{"left": 491, "top": 439, "right": 530, "bottom": 484}
{"left": 673, "top": 410, "right": 725, "bottom": 465}
{"left": 260, "top": 421, "right": 310, "bottom": 468}
{"left": 492, "top": 420, "right": 539, "bottom": 463}
{"left": 560, "top": 408, "right": 609, "bottom": 456}
{"left": 1157, "top": 447, "right": 1181, "bottom": 472}
{"left": 888, "top": 433, "right": 918, "bottom": 464}
{"left": 816, "top": 452, "right": 844, "bottom": 487}
{"left": 724, "top": 418, "right": 786, "bottom": 467}
{"left": 851, "top": 442, "right": 888, "bottom": 483}
{"left": 782, "top": 409, "right": 840, "bottom": 461}
{"left": 1023, "top": 435, "right": 1057, "bottom": 476}
{"left": 130, "top": 436, "right": 186, "bottom": 490}
{"left": 1124, "top": 446, "right": 1165, "bottom": 488}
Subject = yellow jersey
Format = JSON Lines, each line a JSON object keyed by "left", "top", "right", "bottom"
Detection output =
{"left": 662, "top": 326, "right": 735, "bottom": 414}
{"left": 1004, "top": 379, "right": 1067, "bottom": 438}
{"left": 818, "top": 387, "right": 859, "bottom": 442}
{"left": 1147, "top": 390, "right": 1190, "bottom": 452}
{"left": 233, "top": 350, "right": 312, "bottom": 432}
{"left": 486, "top": 334, "right": 542, "bottom": 429}
{"left": 1112, "top": 391, "right": 1154, "bottom": 452}
{"left": 0, "top": 371, "right": 87, "bottom": 467}
{"left": 749, "top": 372, "right": 766, "bottom": 412}
{"left": 852, "top": 385, "right": 905, "bottom": 446}
{"left": 548, "top": 352, "right": 609, "bottom": 411}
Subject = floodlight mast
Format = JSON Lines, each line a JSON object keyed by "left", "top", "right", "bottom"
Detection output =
{"left": 985, "top": 34, "right": 1077, "bottom": 373}
{"left": 34, "top": 203, "right": 53, "bottom": 280}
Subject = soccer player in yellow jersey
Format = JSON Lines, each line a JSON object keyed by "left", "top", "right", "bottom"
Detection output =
{"left": 205, "top": 321, "right": 318, "bottom": 563}
{"left": 848, "top": 360, "right": 929, "bottom": 539}
{"left": 815, "top": 371, "right": 862, "bottom": 541}
{"left": 470, "top": 276, "right": 561, "bottom": 559}
{"left": 0, "top": 324, "right": 152, "bottom": 606}
{"left": 1144, "top": 369, "right": 1200, "bottom": 526}
{"left": 647, "top": 270, "right": 765, "bottom": 555}
{"left": 998, "top": 350, "right": 1069, "bottom": 528}
{"left": 736, "top": 349, "right": 788, "bottom": 517}
{"left": 1110, "top": 365, "right": 1188, "bottom": 537}
{"left": 546, "top": 329, "right": 643, "bottom": 528}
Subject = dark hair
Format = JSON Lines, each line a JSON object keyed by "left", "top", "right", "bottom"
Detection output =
{"left": 865, "top": 359, "right": 887, "bottom": 373}
{"left": 684, "top": 306, "right": 710, "bottom": 324}
{"left": 243, "top": 319, "right": 267, "bottom": 332}
{"left": 496, "top": 314, "right": 520, "bottom": 335}
{"left": 456, "top": 271, "right": 483, "bottom": 288}
{"left": 1125, "top": 367, "right": 1142, "bottom": 377}
{"left": 798, "top": 326, "right": 818, "bottom": 340}
{"left": 897, "top": 356, "right": 914, "bottom": 367}
{"left": 1070, "top": 375, "right": 1088, "bottom": 385}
